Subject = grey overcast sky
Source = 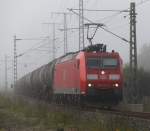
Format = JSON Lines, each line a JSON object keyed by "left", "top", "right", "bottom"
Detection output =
{"left": 0, "top": 0, "right": 150, "bottom": 85}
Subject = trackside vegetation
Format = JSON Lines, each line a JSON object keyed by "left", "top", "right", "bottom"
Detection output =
{"left": 0, "top": 93, "right": 149, "bottom": 131}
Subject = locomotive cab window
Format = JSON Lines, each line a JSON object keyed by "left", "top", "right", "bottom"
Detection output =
{"left": 102, "top": 58, "right": 118, "bottom": 68}
{"left": 87, "top": 58, "right": 99, "bottom": 68}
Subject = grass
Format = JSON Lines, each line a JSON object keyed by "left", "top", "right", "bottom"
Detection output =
{"left": 0, "top": 93, "right": 109, "bottom": 130}
{"left": 144, "top": 104, "right": 150, "bottom": 112}
{"left": 0, "top": 93, "right": 146, "bottom": 131}
{"left": 0, "top": 94, "right": 82, "bottom": 130}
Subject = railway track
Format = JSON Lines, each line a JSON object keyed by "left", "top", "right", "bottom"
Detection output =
{"left": 8, "top": 93, "right": 150, "bottom": 121}
{"left": 86, "top": 105, "right": 150, "bottom": 120}
{"left": 50, "top": 102, "right": 150, "bottom": 120}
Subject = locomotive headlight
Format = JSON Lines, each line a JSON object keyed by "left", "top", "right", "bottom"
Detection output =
{"left": 88, "top": 83, "right": 92, "bottom": 87}
{"left": 109, "top": 74, "right": 120, "bottom": 80}
{"left": 115, "top": 83, "right": 119, "bottom": 87}
{"left": 101, "top": 70, "right": 105, "bottom": 75}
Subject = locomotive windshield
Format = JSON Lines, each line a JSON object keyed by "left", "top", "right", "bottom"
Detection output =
{"left": 87, "top": 57, "right": 118, "bottom": 68}
{"left": 103, "top": 58, "right": 118, "bottom": 68}
{"left": 87, "top": 58, "right": 99, "bottom": 68}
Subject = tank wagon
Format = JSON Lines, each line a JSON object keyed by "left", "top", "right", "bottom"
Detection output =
{"left": 15, "top": 60, "right": 56, "bottom": 100}
{"left": 15, "top": 44, "right": 124, "bottom": 105}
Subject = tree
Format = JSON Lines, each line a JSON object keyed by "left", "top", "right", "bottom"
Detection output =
{"left": 138, "top": 44, "right": 150, "bottom": 71}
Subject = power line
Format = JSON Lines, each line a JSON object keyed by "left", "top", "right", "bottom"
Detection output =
{"left": 121, "top": 0, "right": 150, "bottom": 18}
{"left": 72, "top": 0, "right": 150, "bottom": 28}
{"left": 136, "top": 0, "right": 150, "bottom": 6}
{"left": 17, "top": 39, "right": 49, "bottom": 57}
{"left": 100, "top": 26, "right": 129, "bottom": 43}
{"left": 97, "top": 0, "right": 150, "bottom": 30}
{"left": 72, "top": 8, "right": 129, "bottom": 12}
{"left": 14, "top": 37, "right": 49, "bottom": 41}
{"left": 68, "top": 8, "right": 130, "bottom": 44}
{"left": 108, "top": 23, "right": 129, "bottom": 31}
{"left": 17, "top": 36, "right": 62, "bottom": 57}
{"left": 96, "top": 12, "right": 123, "bottom": 24}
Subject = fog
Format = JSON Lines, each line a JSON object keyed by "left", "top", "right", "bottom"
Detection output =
{"left": 138, "top": 44, "right": 150, "bottom": 71}
{"left": 0, "top": 0, "right": 150, "bottom": 87}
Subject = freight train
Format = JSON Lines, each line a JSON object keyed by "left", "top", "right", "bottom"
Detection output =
{"left": 14, "top": 44, "right": 123, "bottom": 105}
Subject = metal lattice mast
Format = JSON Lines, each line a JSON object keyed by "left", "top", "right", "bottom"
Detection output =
{"left": 129, "top": 2, "right": 138, "bottom": 103}
{"left": 79, "top": 0, "right": 84, "bottom": 50}
{"left": 14, "top": 35, "right": 17, "bottom": 86}
{"left": 64, "top": 13, "right": 68, "bottom": 54}
{"left": 52, "top": 23, "right": 56, "bottom": 59}
{"left": 51, "top": 12, "right": 69, "bottom": 54}
{"left": 43, "top": 22, "right": 61, "bottom": 59}
{"left": 5, "top": 55, "right": 8, "bottom": 90}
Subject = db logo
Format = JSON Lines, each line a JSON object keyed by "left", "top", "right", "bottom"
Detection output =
{"left": 99, "top": 75, "right": 107, "bottom": 79}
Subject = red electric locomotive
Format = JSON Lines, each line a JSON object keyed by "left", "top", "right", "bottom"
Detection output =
{"left": 53, "top": 44, "right": 123, "bottom": 104}
{"left": 15, "top": 44, "right": 123, "bottom": 105}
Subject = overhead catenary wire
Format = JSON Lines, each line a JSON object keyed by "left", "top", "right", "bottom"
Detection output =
{"left": 71, "top": 8, "right": 129, "bottom": 24}
{"left": 136, "top": 0, "right": 150, "bottom": 6}
{"left": 121, "top": 0, "right": 150, "bottom": 18}
{"left": 17, "top": 38, "right": 50, "bottom": 57}
{"left": 105, "top": 0, "right": 150, "bottom": 32}
{"left": 109, "top": 1, "right": 150, "bottom": 35}
{"left": 72, "top": 8, "right": 129, "bottom": 12}
{"left": 93, "top": 0, "right": 150, "bottom": 32}
{"left": 68, "top": 8, "right": 130, "bottom": 44}
{"left": 34, "top": 40, "right": 64, "bottom": 53}
{"left": 15, "top": 37, "right": 49, "bottom": 41}
{"left": 17, "top": 37, "right": 64, "bottom": 56}
{"left": 71, "top": 0, "right": 150, "bottom": 12}
{"left": 96, "top": 12, "right": 124, "bottom": 24}
{"left": 71, "top": 0, "right": 150, "bottom": 30}
{"left": 108, "top": 22, "right": 129, "bottom": 31}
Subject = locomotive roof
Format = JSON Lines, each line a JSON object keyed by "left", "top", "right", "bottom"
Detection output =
{"left": 84, "top": 51, "right": 120, "bottom": 57}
